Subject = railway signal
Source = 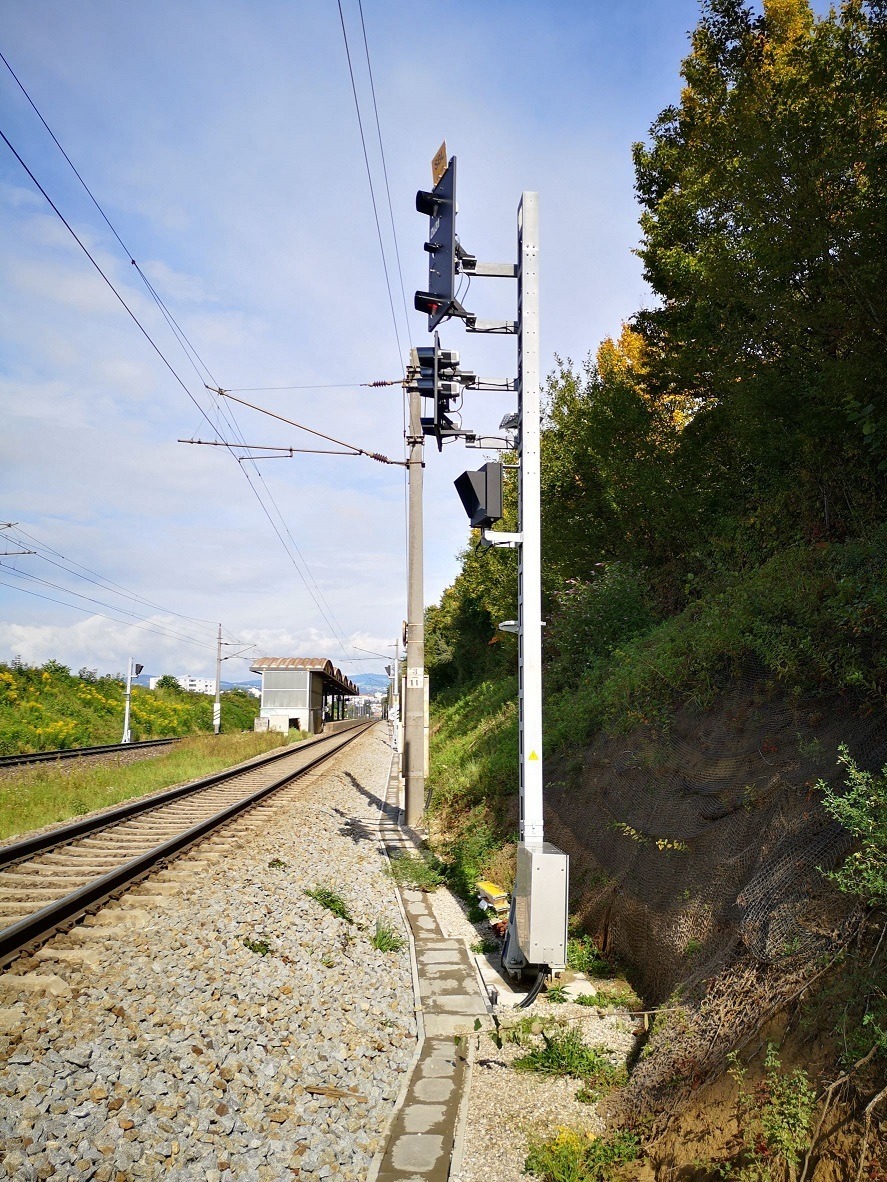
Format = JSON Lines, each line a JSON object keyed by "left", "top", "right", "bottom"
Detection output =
{"left": 414, "top": 148, "right": 471, "bottom": 330}
{"left": 413, "top": 152, "right": 570, "bottom": 981}
{"left": 121, "top": 657, "right": 143, "bottom": 745}
{"left": 414, "top": 332, "right": 475, "bottom": 451}
{"left": 454, "top": 462, "right": 503, "bottom": 528}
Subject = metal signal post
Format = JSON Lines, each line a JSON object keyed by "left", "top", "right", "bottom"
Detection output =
{"left": 515, "top": 193, "right": 544, "bottom": 847}
{"left": 414, "top": 154, "right": 568, "bottom": 976}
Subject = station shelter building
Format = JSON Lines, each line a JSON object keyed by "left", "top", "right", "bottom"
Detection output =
{"left": 249, "top": 657, "right": 358, "bottom": 735}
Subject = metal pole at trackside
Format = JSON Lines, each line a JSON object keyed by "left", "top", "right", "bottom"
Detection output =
{"left": 516, "top": 193, "right": 544, "bottom": 845}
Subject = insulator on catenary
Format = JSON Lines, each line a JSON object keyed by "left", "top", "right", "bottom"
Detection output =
{"left": 361, "top": 379, "right": 401, "bottom": 387}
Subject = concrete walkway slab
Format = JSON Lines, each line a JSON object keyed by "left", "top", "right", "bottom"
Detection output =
{"left": 371, "top": 756, "right": 490, "bottom": 1181}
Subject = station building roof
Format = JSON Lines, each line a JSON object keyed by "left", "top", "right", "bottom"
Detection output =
{"left": 249, "top": 657, "right": 358, "bottom": 696}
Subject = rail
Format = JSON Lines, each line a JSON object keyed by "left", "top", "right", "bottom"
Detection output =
{"left": 0, "top": 720, "right": 374, "bottom": 966}
{"left": 0, "top": 736, "right": 183, "bottom": 770}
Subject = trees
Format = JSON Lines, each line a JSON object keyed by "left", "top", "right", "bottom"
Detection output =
{"left": 633, "top": 0, "right": 886, "bottom": 543}
{"left": 426, "top": 0, "right": 887, "bottom": 705}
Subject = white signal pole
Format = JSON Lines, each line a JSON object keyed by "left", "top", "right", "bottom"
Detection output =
{"left": 121, "top": 657, "right": 140, "bottom": 744}
{"left": 516, "top": 192, "right": 544, "bottom": 845}
{"left": 214, "top": 623, "right": 222, "bottom": 735}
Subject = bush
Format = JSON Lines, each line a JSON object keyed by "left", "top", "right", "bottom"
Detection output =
{"left": 525, "top": 1128, "right": 640, "bottom": 1182}
{"left": 818, "top": 745, "right": 887, "bottom": 909}
{"left": 547, "top": 563, "right": 655, "bottom": 692}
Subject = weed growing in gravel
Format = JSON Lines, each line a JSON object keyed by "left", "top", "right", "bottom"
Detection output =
{"left": 370, "top": 919, "right": 405, "bottom": 953}
{"left": 268, "top": 858, "right": 288, "bottom": 870}
{"left": 575, "top": 988, "right": 641, "bottom": 1010}
{"left": 243, "top": 938, "right": 271, "bottom": 956}
{"left": 525, "top": 1128, "right": 640, "bottom": 1181}
{"left": 387, "top": 850, "right": 444, "bottom": 891}
{"left": 470, "top": 937, "right": 499, "bottom": 955}
{"left": 513, "top": 1027, "right": 624, "bottom": 1088}
{"left": 304, "top": 886, "right": 353, "bottom": 923}
{"left": 567, "top": 935, "right": 613, "bottom": 977}
{"left": 545, "top": 983, "right": 570, "bottom": 1004}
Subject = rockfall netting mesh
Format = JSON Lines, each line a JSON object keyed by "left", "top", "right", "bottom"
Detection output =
{"left": 546, "top": 669, "right": 887, "bottom": 1003}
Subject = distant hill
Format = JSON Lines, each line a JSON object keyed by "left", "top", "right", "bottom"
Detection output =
{"left": 355, "top": 674, "right": 389, "bottom": 694}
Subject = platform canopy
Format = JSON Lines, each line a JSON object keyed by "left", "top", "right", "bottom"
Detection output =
{"left": 249, "top": 657, "right": 358, "bottom": 697}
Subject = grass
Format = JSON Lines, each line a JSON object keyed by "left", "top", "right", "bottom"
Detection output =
{"left": 545, "top": 983, "right": 570, "bottom": 1004}
{"left": 304, "top": 885, "right": 352, "bottom": 923}
{"left": 370, "top": 919, "right": 405, "bottom": 952}
{"left": 387, "top": 850, "right": 445, "bottom": 891}
{"left": 0, "top": 730, "right": 291, "bottom": 842}
{"left": 0, "top": 660, "right": 261, "bottom": 754}
{"left": 243, "top": 937, "right": 272, "bottom": 956}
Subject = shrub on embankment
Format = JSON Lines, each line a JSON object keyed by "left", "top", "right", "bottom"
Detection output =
{"left": 0, "top": 658, "right": 259, "bottom": 754}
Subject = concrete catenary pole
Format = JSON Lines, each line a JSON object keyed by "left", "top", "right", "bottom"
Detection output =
{"left": 404, "top": 351, "right": 426, "bottom": 827}
{"left": 213, "top": 623, "right": 222, "bottom": 735}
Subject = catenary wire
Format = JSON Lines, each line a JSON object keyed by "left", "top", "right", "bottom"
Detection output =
{"left": 335, "top": 0, "right": 405, "bottom": 374}
{"left": 0, "top": 124, "right": 362, "bottom": 664}
{"left": 0, "top": 564, "right": 224, "bottom": 649}
{"left": 0, "top": 578, "right": 220, "bottom": 654}
{"left": 0, "top": 50, "right": 221, "bottom": 390}
{"left": 350, "top": 0, "right": 412, "bottom": 596}
{"left": 0, "top": 73, "right": 390, "bottom": 668}
{"left": 356, "top": 0, "right": 412, "bottom": 346}
{"left": 2, "top": 526, "right": 224, "bottom": 630}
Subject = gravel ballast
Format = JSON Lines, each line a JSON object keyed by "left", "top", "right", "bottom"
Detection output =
{"left": 0, "top": 727, "right": 415, "bottom": 1181}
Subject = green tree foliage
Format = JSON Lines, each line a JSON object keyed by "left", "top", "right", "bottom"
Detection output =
{"left": 426, "top": 0, "right": 886, "bottom": 706}
{"left": 633, "top": 0, "right": 886, "bottom": 547}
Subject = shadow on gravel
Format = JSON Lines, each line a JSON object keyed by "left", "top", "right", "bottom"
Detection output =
{"left": 334, "top": 775, "right": 390, "bottom": 850}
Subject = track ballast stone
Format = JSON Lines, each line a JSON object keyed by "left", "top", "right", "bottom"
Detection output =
{"left": 0, "top": 728, "right": 414, "bottom": 1181}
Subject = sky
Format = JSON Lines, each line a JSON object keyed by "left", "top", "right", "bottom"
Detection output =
{"left": 0, "top": 0, "right": 705, "bottom": 682}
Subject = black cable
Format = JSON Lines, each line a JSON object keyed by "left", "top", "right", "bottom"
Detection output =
{"left": 0, "top": 50, "right": 221, "bottom": 391}
{"left": 335, "top": 0, "right": 405, "bottom": 374}
{"left": 356, "top": 0, "right": 412, "bottom": 347}
{"left": 0, "top": 125, "right": 219, "bottom": 435}
{"left": 517, "top": 971, "right": 547, "bottom": 1008}
{"left": 4, "top": 526, "right": 222, "bottom": 629}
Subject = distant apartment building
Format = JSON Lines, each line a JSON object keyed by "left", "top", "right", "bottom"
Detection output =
{"left": 148, "top": 675, "right": 216, "bottom": 695}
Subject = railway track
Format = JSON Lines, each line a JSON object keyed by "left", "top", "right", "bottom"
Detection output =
{"left": 0, "top": 720, "right": 373, "bottom": 968}
{"left": 0, "top": 735, "right": 182, "bottom": 770}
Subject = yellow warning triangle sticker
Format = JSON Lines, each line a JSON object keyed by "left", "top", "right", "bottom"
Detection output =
{"left": 528, "top": 750, "right": 540, "bottom": 761}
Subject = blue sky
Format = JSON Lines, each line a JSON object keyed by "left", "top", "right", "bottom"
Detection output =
{"left": 0, "top": 0, "right": 703, "bottom": 679}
